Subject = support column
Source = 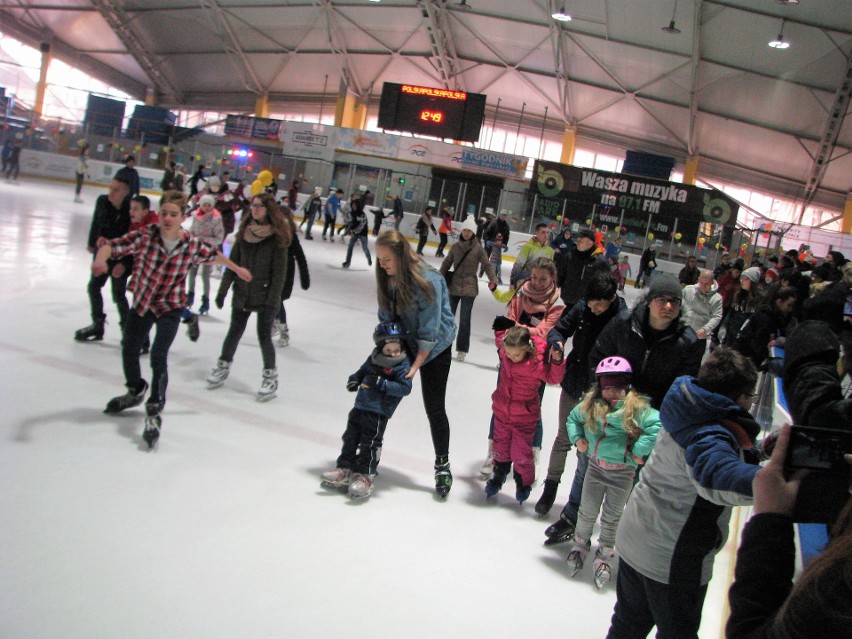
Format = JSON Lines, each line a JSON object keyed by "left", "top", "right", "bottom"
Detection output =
{"left": 255, "top": 92, "right": 269, "bottom": 118}
{"left": 559, "top": 125, "right": 577, "bottom": 165}
{"left": 842, "top": 190, "right": 852, "bottom": 235}
{"left": 334, "top": 84, "right": 367, "bottom": 130}
{"left": 683, "top": 155, "right": 699, "bottom": 185}
{"left": 33, "top": 42, "right": 52, "bottom": 118}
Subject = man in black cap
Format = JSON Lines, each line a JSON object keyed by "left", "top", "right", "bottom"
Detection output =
{"left": 590, "top": 274, "right": 703, "bottom": 408}
{"left": 556, "top": 228, "right": 609, "bottom": 308}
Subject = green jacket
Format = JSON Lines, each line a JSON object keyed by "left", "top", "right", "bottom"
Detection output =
{"left": 567, "top": 398, "right": 661, "bottom": 468}
{"left": 219, "top": 236, "right": 289, "bottom": 311}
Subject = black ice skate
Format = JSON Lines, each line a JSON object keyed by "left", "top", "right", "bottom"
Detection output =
{"left": 74, "top": 319, "right": 105, "bottom": 342}
{"left": 484, "top": 461, "right": 511, "bottom": 500}
{"left": 142, "top": 402, "right": 162, "bottom": 449}
{"left": 534, "top": 479, "right": 559, "bottom": 517}
{"left": 434, "top": 458, "right": 453, "bottom": 499}
{"left": 104, "top": 381, "right": 149, "bottom": 414}
{"left": 543, "top": 517, "right": 575, "bottom": 547}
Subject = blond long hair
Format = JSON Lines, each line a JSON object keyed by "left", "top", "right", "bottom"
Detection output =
{"left": 376, "top": 230, "right": 434, "bottom": 312}
{"left": 237, "top": 192, "right": 292, "bottom": 248}
{"left": 578, "top": 384, "right": 649, "bottom": 436}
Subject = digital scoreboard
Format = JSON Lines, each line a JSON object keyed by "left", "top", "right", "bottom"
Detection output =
{"left": 377, "top": 82, "right": 487, "bottom": 142}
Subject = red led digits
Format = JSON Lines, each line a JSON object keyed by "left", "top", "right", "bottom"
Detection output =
{"left": 420, "top": 110, "right": 444, "bottom": 123}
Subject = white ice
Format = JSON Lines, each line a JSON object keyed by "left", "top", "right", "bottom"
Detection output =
{"left": 0, "top": 179, "right": 735, "bottom": 639}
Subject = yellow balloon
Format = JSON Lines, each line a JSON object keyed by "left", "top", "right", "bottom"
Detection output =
{"left": 715, "top": 242, "right": 721, "bottom": 249}
{"left": 258, "top": 170, "right": 273, "bottom": 187}
{"left": 647, "top": 233, "right": 654, "bottom": 241}
{"left": 195, "top": 154, "right": 202, "bottom": 161}
{"left": 250, "top": 179, "right": 264, "bottom": 195}
{"left": 556, "top": 215, "right": 562, "bottom": 221}
{"left": 741, "top": 243, "right": 748, "bottom": 249}
{"left": 698, "top": 237, "right": 706, "bottom": 244}
{"left": 674, "top": 232, "right": 682, "bottom": 240}
{"left": 585, "top": 218, "right": 592, "bottom": 225}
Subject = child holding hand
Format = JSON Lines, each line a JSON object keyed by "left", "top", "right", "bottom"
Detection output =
{"left": 486, "top": 324, "right": 565, "bottom": 504}
{"left": 565, "top": 357, "right": 661, "bottom": 589}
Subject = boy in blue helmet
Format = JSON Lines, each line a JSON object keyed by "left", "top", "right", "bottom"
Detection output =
{"left": 321, "top": 322, "right": 413, "bottom": 499}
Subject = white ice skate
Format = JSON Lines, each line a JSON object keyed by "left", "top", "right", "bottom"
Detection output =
{"left": 479, "top": 441, "right": 494, "bottom": 478}
{"left": 348, "top": 473, "right": 374, "bottom": 499}
{"left": 565, "top": 548, "right": 586, "bottom": 577}
{"left": 257, "top": 368, "right": 278, "bottom": 401}
{"left": 321, "top": 467, "right": 351, "bottom": 489}
{"left": 593, "top": 547, "right": 615, "bottom": 589}
{"left": 207, "top": 359, "right": 230, "bottom": 389}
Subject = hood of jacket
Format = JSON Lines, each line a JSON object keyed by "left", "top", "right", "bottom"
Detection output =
{"left": 661, "top": 376, "right": 760, "bottom": 448}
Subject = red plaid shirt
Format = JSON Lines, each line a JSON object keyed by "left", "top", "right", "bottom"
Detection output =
{"left": 109, "top": 226, "right": 218, "bottom": 317}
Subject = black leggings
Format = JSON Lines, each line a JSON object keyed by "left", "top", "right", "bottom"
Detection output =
{"left": 419, "top": 345, "right": 452, "bottom": 458}
{"left": 219, "top": 305, "right": 277, "bottom": 370}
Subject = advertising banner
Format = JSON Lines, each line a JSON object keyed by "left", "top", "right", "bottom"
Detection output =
{"left": 280, "top": 122, "right": 336, "bottom": 161}
{"left": 336, "top": 127, "right": 399, "bottom": 159}
{"left": 530, "top": 159, "right": 739, "bottom": 245}
{"left": 395, "top": 138, "right": 526, "bottom": 179}
{"left": 225, "top": 115, "right": 282, "bottom": 141}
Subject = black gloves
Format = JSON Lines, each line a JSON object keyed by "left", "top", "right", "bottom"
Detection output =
{"left": 346, "top": 379, "right": 359, "bottom": 392}
{"left": 492, "top": 315, "right": 515, "bottom": 332}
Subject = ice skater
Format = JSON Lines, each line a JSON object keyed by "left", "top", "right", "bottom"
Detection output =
{"left": 321, "top": 321, "right": 412, "bottom": 499}
{"left": 564, "top": 357, "right": 660, "bottom": 589}
{"left": 93, "top": 190, "right": 251, "bottom": 448}
{"left": 206, "top": 193, "right": 291, "bottom": 402}
{"left": 485, "top": 324, "right": 565, "bottom": 504}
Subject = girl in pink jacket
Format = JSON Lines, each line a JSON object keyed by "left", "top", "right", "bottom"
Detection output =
{"left": 486, "top": 325, "right": 565, "bottom": 504}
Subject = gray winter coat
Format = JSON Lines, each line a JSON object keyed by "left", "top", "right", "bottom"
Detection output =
{"left": 682, "top": 283, "right": 723, "bottom": 336}
{"left": 439, "top": 238, "right": 497, "bottom": 297}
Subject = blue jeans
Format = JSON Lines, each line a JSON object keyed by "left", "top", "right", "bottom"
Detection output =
{"left": 344, "top": 234, "right": 371, "bottom": 266}
{"left": 559, "top": 450, "right": 589, "bottom": 524}
{"left": 449, "top": 295, "right": 475, "bottom": 353}
{"left": 606, "top": 558, "right": 708, "bottom": 639}
{"left": 121, "top": 308, "right": 182, "bottom": 408}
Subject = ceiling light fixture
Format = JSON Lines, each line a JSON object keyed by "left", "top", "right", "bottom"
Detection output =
{"left": 662, "top": 0, "right": 680, "bottom": 34}
{"left": 552, "top": 4, "right": 572, "bottom": 22}
{"left": 774, "top": 0, "right": 799, "bottom": 5}
{"left": 768, "top": 18, "right": 790, "bottom": 49}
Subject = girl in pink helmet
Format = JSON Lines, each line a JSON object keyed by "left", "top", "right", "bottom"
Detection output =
{"left": 564, "top": 356, "right": 662, "bottom": 589}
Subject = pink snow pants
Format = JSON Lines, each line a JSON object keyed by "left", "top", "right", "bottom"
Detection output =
{"left": 492, "top": 417, "right": 537, "bottom": 487}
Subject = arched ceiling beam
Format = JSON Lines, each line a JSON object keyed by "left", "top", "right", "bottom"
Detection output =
{"left": 416, "top": 0, "right": 465, "bottom": 91}
{"left": 199, "top": 0, "right": 263, "bottom": 95}
{"left": 89, "top": 0, "right": 183, "bottom": 102}
{"left": 798, "top": 55, "right": 852, "bottom": 222}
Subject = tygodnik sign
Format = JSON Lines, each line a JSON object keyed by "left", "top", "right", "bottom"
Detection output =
{"left": 531, "top": 160, "right": 739, "bottom": 231}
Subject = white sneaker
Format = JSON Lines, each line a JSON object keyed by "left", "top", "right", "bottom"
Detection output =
{"left": 257, "top": 368, "right": 278, "bottom": 401}
{"left": 271, "top": 319, "right": 281, "bottom": 336}
{"left": 206, "top": 359, "right": 230, "bottom": 388}
{"left": 348, "top": 473, "right": 374, "bottom": 499}
{"left": 278, "top": 325, "right": 290, "bottom": 347}
{"left": 456, "top": 351, "right": 466, "bottom": 362}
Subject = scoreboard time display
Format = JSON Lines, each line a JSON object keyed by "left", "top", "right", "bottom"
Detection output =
{"left": 378, "top": 82, "right": 487, "bottom": 143}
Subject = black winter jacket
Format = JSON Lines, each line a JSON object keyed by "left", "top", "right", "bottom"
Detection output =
{"left": 589, "top": 302, "right": 703, "bottom": 409}
{"left": 87, "top": 195, "right": 130, "bottom": 250}
{"left": 547, "top": 296, "right": 626, "bottom": 397}
{"left": 281, "top": 234, "right": 310, "bottom": 301}
{"left": 556, "top": 245, "right": 609, "bottom": 307}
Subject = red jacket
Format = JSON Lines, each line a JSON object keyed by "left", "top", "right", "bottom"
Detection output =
{"left": 491, "top": 333, "right": 565, "bottom": 424}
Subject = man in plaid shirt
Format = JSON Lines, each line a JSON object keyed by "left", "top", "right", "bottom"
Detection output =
{"left": 92, "top": 190, "right": 251, "bottom": 448}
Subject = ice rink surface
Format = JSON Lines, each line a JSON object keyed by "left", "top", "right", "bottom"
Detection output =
{"left": 0, "top": 179, "right": 735, "bottom": 638}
